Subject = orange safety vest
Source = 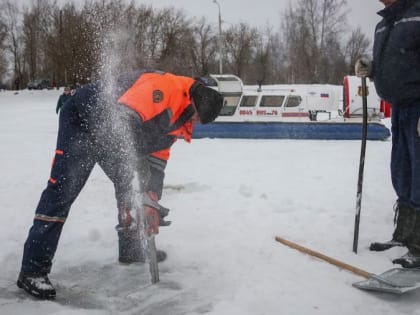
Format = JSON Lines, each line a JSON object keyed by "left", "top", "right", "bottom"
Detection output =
{"left": 118, "top": 72, "right": 195, "bottom": 161}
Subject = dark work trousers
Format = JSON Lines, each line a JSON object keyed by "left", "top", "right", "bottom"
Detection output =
{"left": 20, "top": 85, "right": 140, "bottom": 274}
{"left": 391, "top": 104, "right": 420, "bottom": 211}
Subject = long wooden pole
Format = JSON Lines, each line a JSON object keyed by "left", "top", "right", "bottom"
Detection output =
{"left": 275, "top": 236, "right": 371, "bottom": 278}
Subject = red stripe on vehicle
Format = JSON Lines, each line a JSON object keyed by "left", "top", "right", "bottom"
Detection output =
{"left": 281, "top": 112, "right": 309, "bottom": 117}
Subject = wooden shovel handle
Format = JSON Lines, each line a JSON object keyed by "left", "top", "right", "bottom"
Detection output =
{"left": 275, "top": 236, "right": 371, "bottom": 279}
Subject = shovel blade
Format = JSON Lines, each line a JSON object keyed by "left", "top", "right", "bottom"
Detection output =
{"left": 353, "top": 268, "right": 420, "bottom": 294}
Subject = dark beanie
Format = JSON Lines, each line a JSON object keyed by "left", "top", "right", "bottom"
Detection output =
{"left": 190, "top": 82, "right": 224, "bottom": 124}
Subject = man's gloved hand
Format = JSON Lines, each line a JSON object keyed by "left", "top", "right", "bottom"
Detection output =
{"left": 144, "top": 205, "right": 160, "bottom": 236}
{"left": 143, "top": 191, "right": 171, "bottom": 236}
{"left": 355, "top": 57, "right": 372, "bottom": 78}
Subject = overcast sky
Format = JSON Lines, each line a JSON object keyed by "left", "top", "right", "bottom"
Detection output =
{"left": 137, "top": 0, "right": 384, "bottom": 41}
{"left": 16, "top": 0, "right": 385, "bottom": 46}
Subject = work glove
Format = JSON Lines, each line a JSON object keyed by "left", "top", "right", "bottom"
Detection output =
{"left": 143, "top": 191, "right": 171, "bottom": 236}
{"left": 355, "top": 57, "right": 372, "bottom": 78}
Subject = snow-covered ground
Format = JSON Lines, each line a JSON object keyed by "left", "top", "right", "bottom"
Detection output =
{"left": 0, "top": 89, "right": 419, "bottom": 315}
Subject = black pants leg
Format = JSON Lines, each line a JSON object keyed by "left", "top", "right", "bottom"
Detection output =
{"left": 21, "top": 90, "right": 97, "bottom": 274}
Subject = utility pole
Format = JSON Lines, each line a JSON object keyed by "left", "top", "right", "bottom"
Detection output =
{"left": 213, "top": 0, "right": 223, "bottom": 74}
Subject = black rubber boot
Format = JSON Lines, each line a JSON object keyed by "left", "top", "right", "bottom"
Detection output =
{"left": 370, "top": 204, "right": 416, "bottom": 251}
{"left": 17, "top": 272, "right": 56, "bottom": 299}
{"left": 393, "top": 210, "right": 420, "bottom": 268}
{"left": 392, "top": 249, "right": 420, "bottom": 268}
{"left": 117, "top": 227, "right": 167, "bottom": 264}
{"left": 118, "top": 227, "right": 145, "bottom": 264}
{"left": 392, "top": 205, "right": 416, "bottom": 243}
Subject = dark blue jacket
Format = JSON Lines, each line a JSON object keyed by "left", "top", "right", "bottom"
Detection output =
{"left": 56, "top": 93, "right": 71, "bottom": 114}
{"left": 373, "top": 0, "right": 420, "bottom": 106}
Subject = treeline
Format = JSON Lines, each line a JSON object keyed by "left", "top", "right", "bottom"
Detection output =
{"left": 0, "top": 0, "right": 370, "bottom": 89}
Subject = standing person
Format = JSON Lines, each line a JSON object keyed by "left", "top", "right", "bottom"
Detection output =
{"left": 17, "top": 70, "right": 224, "bottom": 299}
{"left": 355, "top": 0, "right": 420, "bottom": 267}
{"left": 56, "top": 86, "right": 72, "bottom": 114}
{"left": 14, "top": 77, "right": 20, "bottom": 90}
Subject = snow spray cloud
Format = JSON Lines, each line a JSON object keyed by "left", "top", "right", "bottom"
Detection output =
{"left": 92, "top": 20, "right": 137, "bottom": 151}
{"left": 94, "top": 21, "right": 150, "bottom": 228}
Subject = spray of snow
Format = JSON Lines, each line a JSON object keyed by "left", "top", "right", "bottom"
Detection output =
{"left": 95, "top": 24, "right": 152, "bottom": 262}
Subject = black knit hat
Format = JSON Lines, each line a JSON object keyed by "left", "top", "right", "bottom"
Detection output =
{"left": 190, "top": 82, "right": 224, "bottom": 124}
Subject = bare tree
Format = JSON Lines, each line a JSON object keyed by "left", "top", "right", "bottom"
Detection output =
{"left": 345, "top": 27, "right": 370, "bottom": 75}
{"left": 283, "top": 6, "right": 311, "bottom": 83}
{"left": 247, "top": 26, "right": 278, "bottom": 85}
{"left": 83, "top": 0, "right": 127, "bottom": 82}
{"left": 0, "top": 17, "right": 7, "bottom": 84}
{"left": 268, "top": 31, "right": 288, "bottom": 83}
{"left": 223, "top": 23, "right": 258, "bottom": 80}
{"left": 190, "top": 17, "right": 218, "bottom": 76}
{"left": 21, "top": 0, "right": 55, "bottom": 80}
{"left": 0, "top": 0, "right": 371, "bottom": 88}
{"left": 154, "top": 8, "right": 194, "bottom": 75}
{"left": 282, "top": 0, "right": 348, "bottom": 83}
{"left": 1, "top": 0, "right": 24, "bottom": 85}
{"left": 117, "top": 3, "right": 154, "bottom": 70}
